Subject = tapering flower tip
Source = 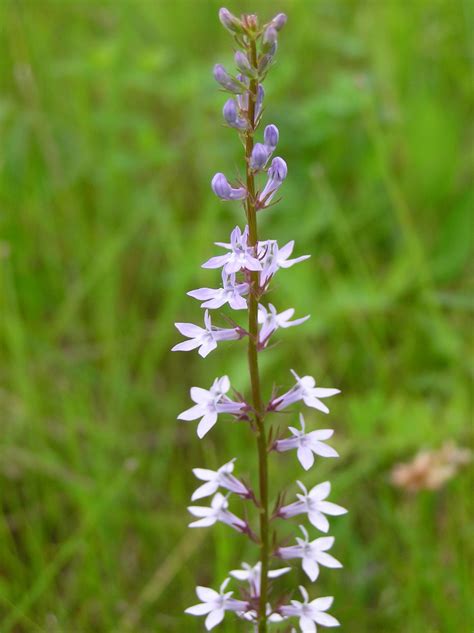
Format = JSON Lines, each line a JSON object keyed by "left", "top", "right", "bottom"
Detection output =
{"left": 211, "top": 173, "right": 247, "bottom": 201}
{"left": 218, "top": 8, "right": 244, "bottom": 34}
{"left": 222, "top": 99, "right": 246, "bottom": 130}
{"left": 250, "top": 143, "right": 269, "bottom": 171}
{"left": 262, "top": 26, "right": 278, "bottom": 53}
{"left": 270, "top": 12, "right": 288, "bottom": 31}
{"left": 213, "top": 64, "right": 242, "bottom": 94}
{"left": 264, "top": 124, "right": 279, "bottom": 152}
{"left": 234, "top": 51, "right": 255, "bottom": 78}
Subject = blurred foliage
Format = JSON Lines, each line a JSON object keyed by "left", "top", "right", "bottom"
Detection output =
{"left": 0, "top": 0, "right": 472, "bottom": 631}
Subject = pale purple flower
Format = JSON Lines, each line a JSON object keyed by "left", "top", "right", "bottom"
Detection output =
{"left": 279, "top": 481, "right": 347, "bottom": 533}
{"left": 278, "top": 525, "right": 342, "bottom": 581}
{"left": 250, "top": 143, "right": 269, "bottom": 171}
{"left": 264, "top": 124, "right": 279, "bottom": 152}
{"left": 188, "top": 492, "right": 247, "bottom": 532}
{"left": 258, "top": 239, "right": 311, "bottom": 285}
{"left": 211, "top": 173, "right": 247, "bottom": 200}
{"left": 202, "top": 225, "right": 262, "bottom": 274}
{"left": 259, "top": 157, "right": 287, "bottom": 205}
{"left": 185, "top": 578, "right": 248, "bottom": 631}
{"left": 274, "top": 414, "right": 338, "bottom": 470}
{"left": 213, "top": 63, "right": 243, "bottom": 93}
{"left": 192, "top": 459, "right": 250, "bottom": 500}
{"left": 272, "top": 370, "right": 340, "bottom": 414}
{"left": 188, "top": 270, "right": 249, "bottom": 310}
{"left": 229, "top": 561, "right": 290, "bottom": 597}
{"left": 280, "top": 586, "right": 340, "bottom": 632}
{"left": 172, "top": 310, "right": 240, "bottom": 358}
{"left": 178, "top": 376, "right": 245, "bottom": 438}
{"left": 223, "top": 99, "right": 247, "bottom": 130}
{"left": 258, "top": 303, "right": 310, "bottom": 345}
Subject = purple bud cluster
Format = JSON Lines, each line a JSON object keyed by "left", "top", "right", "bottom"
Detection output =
{"left": 173, "top": 9, "right": 347, "bottom": 632}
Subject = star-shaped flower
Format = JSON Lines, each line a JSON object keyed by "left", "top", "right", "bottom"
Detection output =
{"left": 280, "top": 586, "right": 340, "bottom": 632}
{"left": 172, "top": 310, "right": 241, "bottom": 358}
{"left": 229, "top": 561, "right": 290, "bottom": 597}
{"left": 188, "top": 492, "right": 247, "bottom": 532}
{"left": 202, "top": 225, "right": 262, "bottom": 274}
{"left": 271, "top": 370, "right": 340, "bottom": 414}
{"left": 185, "top": 578, "right": 248, "bottom": 631}
{"left": 278, "top": 481, "right": 347, "bottom": 533}
{"left": 274, "top": 414, "right": 338, "bottom": 470}
{"left": 258, "top": 239, "right": 310, "bottom": 285}
{"left": 258, "top": 303, "right": 309, "bottom": 345}
{"left": 188, "top": 270, "right": 249, "bottom": 311}
{"left": 178, "top": 376, "right": 245, "bottom": 438}
{"left": 278, "top": 525, "right": 342, "bottom": 581}
{"left": 191, "top": 459, "right": 250, "bottom": 500}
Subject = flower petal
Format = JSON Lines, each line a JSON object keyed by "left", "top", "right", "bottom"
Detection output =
{"left": 202, "top": 255, "right": 230, "bottom": 269}
{"left": 297, "top": 446, "right": 315, "bottom": 470}
{"left": 299, "top": 615, "right": 316, "bottom": 633}
{"left": 172, "top": 339, "right": 201, "bottom": 352}
{"left": 197, "top": 412, "right": 218, "bottom": 438}
{"left": 318, "top": 501, "right": 348, "bottom": 516}
{"left": 303, "top": 396, "right": 330, "bottom": 414}
{"left": 198, "top": 339, "right": 218, "bottom": 358}
{"left": 302, "top": 556, "right": 320, "bottom": 582}
{"left": 309, "top": 510, "right": 330, "bottom": 532}
{"left": 191, "top": 481, "right": 219, "bottom": 501}
{"left": 205, "top": 608, "right": 225, "bottom": 630}
{"left": 190, "top": 387, "right": 212, "bottom": 404}
{"left": 310, "top": 597, "right": 334, "bottom": 611}
{"left": 185, "top": 603, "right": 214, "bottom": 616}
{"left": 178, "top": 404, "right": 204, "bottom": 421}
{"left": 196, "top": 586, "right": 219, "bottom": 602}
{"left": 316, "top": 551, "right": 343, "bottom": 569}
{"left": 311, "top": 441, "right": 339, "bottom": 458}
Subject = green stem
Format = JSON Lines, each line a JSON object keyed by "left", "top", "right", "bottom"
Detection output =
{"left": 245, "top": 39, "right": 269, "bottom": 633}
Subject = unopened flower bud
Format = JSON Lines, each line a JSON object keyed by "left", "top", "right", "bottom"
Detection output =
{"left": 250, "top": 143, "right": 269, "bottom": 170}
{"left": 234, "top": 51, "right": 256, "bottom": 78}
{"left": 270, "top": 12, "right": 287, "bottom": 31}
{"left": 262, "top": 27, "right": 278, "bottom": 53}
{"left": 211, "top": 173, "right": 247, "bottom": 201}
{"left": 218, "top": 8, "right": 244, "bottom": 34}
{"left": 223, "top": 98, "right": 247, "bottom": 130}
{"left": 269, "top": 156, "right": 287, "bottom": 181}
{"left": 264, "top": 124, "right": 279, "bottom": 152}
{"left": 213, "top": 64, "right": 243, "bottom": 94}
{"left": 259, "top": 157, "right": 288, "bottom": 205}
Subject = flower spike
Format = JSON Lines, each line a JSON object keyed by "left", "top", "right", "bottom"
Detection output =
{"left": 179, "top": 10, "right": 346, "bottom": 631}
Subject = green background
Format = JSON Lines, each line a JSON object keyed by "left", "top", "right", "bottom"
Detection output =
{"left": 0, "top": 0, "right": 472, "bottom": 631}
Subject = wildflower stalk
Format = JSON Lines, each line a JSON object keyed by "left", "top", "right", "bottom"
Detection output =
{"left": 244, "top": 37, "right": 269, "bottom": 632}
{"left": 176, "top": 9, "right": 348, "bottom": 632}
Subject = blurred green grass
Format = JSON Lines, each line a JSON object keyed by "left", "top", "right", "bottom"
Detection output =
{"left": 0, "top": 0, "right": 473, "bottom": 631}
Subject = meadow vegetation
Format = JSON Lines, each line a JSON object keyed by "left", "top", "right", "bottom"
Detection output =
{"left": 0, "top": 0, "right": 472, "bottom": 631}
